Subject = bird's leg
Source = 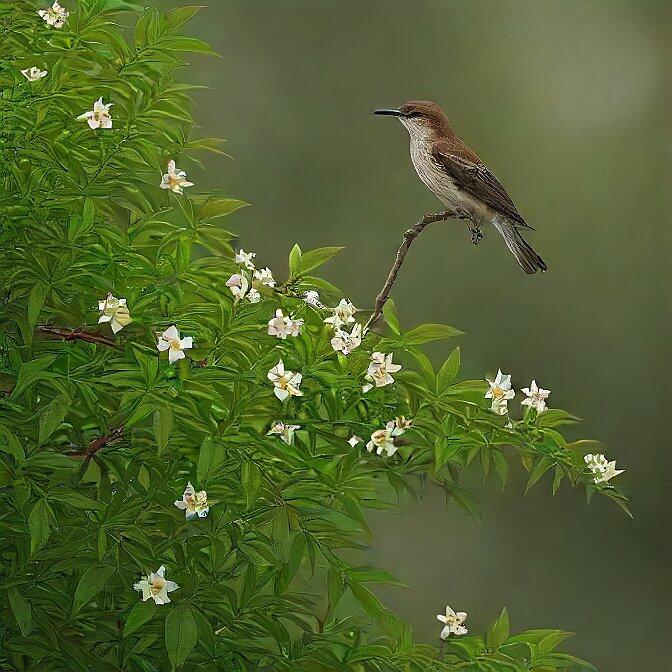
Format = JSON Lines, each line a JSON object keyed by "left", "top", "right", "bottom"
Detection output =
{"left": 467, "top": 216, "right": 484, "bottom": 245}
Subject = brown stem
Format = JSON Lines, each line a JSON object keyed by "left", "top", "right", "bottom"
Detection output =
{"left": 36, "top": 325, "right": 120, "bottom": 349}
{"left": 363, "top": 208, "right": 470, "bottom": 333}
{"left": 68, "top": 426, "right": 124, "bottom": 458}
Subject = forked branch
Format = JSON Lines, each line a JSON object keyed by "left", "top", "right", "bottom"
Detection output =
{"left": 364, "top": 208, "right": 472, "bottom": 332}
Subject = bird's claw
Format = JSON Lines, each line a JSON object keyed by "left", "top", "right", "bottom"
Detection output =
{"left": 469, "top": 226, "right": 483, "bottom": 245}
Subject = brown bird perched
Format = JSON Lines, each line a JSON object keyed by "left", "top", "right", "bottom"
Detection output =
{"left": 375, "top": 100, "right": 547, "bottom": 274}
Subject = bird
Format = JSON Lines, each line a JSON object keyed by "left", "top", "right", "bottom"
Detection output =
{"left": 374, "top": 100, "right": 547, "bottom": 274}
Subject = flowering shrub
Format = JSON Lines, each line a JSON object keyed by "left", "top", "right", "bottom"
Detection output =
{"left": 0, "top": 2, "right": 629, "bottom": 671}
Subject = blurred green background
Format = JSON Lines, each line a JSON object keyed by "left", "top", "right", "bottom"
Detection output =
{"left": 166, "top": 1, "right": 670, "bottom": 669}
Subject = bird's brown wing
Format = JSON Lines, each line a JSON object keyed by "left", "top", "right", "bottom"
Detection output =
{"left": 431, "top": 141, "right": 532, "bottom": 229}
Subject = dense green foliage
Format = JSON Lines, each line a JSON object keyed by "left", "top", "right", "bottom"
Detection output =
{"left": 0, "top": 2, "right": 628, "bottom": 671}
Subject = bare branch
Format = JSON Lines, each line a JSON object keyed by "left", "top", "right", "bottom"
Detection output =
{"left": 363, "top": 209, "right": 471, "bottom": 333}
{"left": 67, "top": 426, "right": 124, "bottom": 458}
{"left": 36, "top": 325, "right": 120, "bottom": 349}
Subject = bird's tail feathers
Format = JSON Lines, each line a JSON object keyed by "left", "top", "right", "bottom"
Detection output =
{"left": 492, "top": 218, "right": 547, "bottom": 274}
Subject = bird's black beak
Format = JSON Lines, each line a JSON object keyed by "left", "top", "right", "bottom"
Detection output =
{"left": 374, "top": 108, "right": 406, "bottom": 117}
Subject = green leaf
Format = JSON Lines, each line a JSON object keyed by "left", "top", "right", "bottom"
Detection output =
{"left": 486, "top": 607, "right": 509, "bottom": 650}
{"left": 38, "top": 394, "right": 69, "bottom": 445}
{"left": 49, "top": 490, "right": 105, "bottom": 511}
{"left": 382, "top": 299, "right": 401, "bottom": 335}
{"left": 27, "top": 284, "right": 48, "bottom": 330}
{"left": 402, "top": 323, "right": 463, "bottom": 346}
{"left": 71, "top": 565, "right": 116, "bottom": 616}
{"left": 198, "top": 197, "right": 247, "bottom": 222}
{"left": 197, "top": 436, "right": 222, "bottom": 484}
{"left": 288, "top": 244, "right": 302, "bottom": 278}
{"left": 241, "top": 461, "right": 261, "bottom": 509}
{"left": 436, "top": 347, "right": 460, "bottom": 392}
{"left": 10, "top": 355, "right": 57, "bottom": 400}
{"left": 0, "top": 427, "right": 25, "bottom": 464}
{"left": 124, "top": 598, "right": 157, "bottom": 637}
{"left": 295, "top": 246, "right": 344, "bottom": 275}
{"left": 162, "top": 5, "right": 201, "bottom": 32}
{"left": 165, "top": 603, "right": 198, "bottom": 670}
{"left": 7, "top": 588, "right": 33, "bottom": 636}
{"left": 28, "top": 498, "right": 53, "bottom": 554}
{"left": 153, "top": 406, "right": 173, "bottom": 453}
{"left": 167, "top": 36, "right": 218, "bottom": 55}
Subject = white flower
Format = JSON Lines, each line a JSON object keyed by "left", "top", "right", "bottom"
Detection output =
{"left": 267, "top": 421, "right": 300, "bottom": 445}
{"left": 437, "top": 605, "right": 468, "bottom": 638}
{"left": 21, "top": 67, "right": 47, "bottom": 82}
{"left": 226, "top": 272, "right": 249, "bottom": 301}
{"left": 267, "top": 359, "right": 303, "bottom": 401}
{"left": 37, "top": 1, "right": 68, "bottom": 28}
{"left": 235, "top": 249, "right": 256, "bottom": 270}
{"left": 521, "top": 380, "right": 550, "bottom": 414}
{"left": 77, "top": 97, "right": 113, "bottom": 130}
{"left": 331, "top": 323, "right": 362, "bottom": 355}
{"left": 348, "top": 435, "right": 362, "bottom": 447}
{"left": 267, "top": 309, "right": 303, "bottom": 339}
{"left": 157, "top": 325, "right": 193, "bottom": 364}
{"left": 584, "top": 453, "right": 624, "bottom": 484}
{"left": 159, "top": 160, "right": 193, "bottom": 195}
{"left": 254, "top": 267, "right": 276, "bottom": 287}
{"left": 98, "top": 293, "right": 132, "bottom": 334}
{"left": 247, "top": 288, "right": 261, "bottom": 303}
{"left": 363, "top": 351, "right": 401, "bottom": 392}
{"left": 324, "top": 298, "right": 356, "bottom": 329}
{"left": 365, "top": 418, "right": 409, "bottom": 457}
{"left": 174, "top": 482, "right": 209, "bottom": 520}
{"left": 133, "top": 566, "right": 179, "bottom": 605}
{"left": 485, "top": 369, "right": 515, "bottom": 415}
{"left": 302, "top": 290, "right": 322, "bottom": 308}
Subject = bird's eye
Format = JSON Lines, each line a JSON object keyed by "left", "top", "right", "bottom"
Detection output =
{"left": 407, "top": 111, "right": 422, "bottom": 118}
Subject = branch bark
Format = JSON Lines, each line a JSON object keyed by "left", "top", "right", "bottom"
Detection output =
{"left": 36, "top": 325, "right": 120, "bottom": 348}
{"left": 68, "top": 426, "right": 124, "bottom": 458}
{"left": 364, "top": 208, "right": 471, "bottom": 332}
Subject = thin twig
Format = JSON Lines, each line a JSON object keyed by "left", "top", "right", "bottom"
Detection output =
{"left": 67, "top": 426, "right": 124, "bottom": 458}
{"left": 363, "top": 208, "right": 471, "bottom": 333}
{"left": 36, "top": 325, "right": 120, "bottom": 348}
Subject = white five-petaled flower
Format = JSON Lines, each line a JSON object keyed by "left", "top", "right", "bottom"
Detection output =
{"left": 363, "top": 351, "right": 401, "bottom": 392}
{"left": 267, "top": 360, "right": 303, "bottom": 401}
{"left": 521, "top": 380, "right": 550, "bottom": 414}
{"left": 267, "top": 421, "right": 300, "bottom": 445}
{"left": 21, "top": 67, "right": 47, "bottom": 81}
{"left": 254, "top": 267, "right": 276, "bottom": 288}
{"left": 437, "top": 605, "right": 468, "bottom": 639}
{"left": 584, "top": 453, "right": 624, "bottom": 484}
{"left": 174, "top": 482, "right": 209, "bottom": 520}
{"left": 235, "top": 249, "right": 256, "bottom": 270}
{"left": 485, "top": 369, "right": 515, "bottom": 415}
{"left": 133, "top": 566, "right": 178, "bottom": 605}
{"left": 302, "top": 290, "right": 322, "bottom": 308}
{"left": 247, "top": 288, "right": 261, "bottom": 303}
{"left": 159, "top": 160, "right": 193, "bottom": 195}
{"left": 331, "top": 323, "right": 362, "bottom": 355}
{"left": 348, "top": 435, "right": 362, "bottom": 447}
{"left": 77, "top": 97, "right": 113, "bottom": 130}
{"left": 267, "top": 309, "right": 303, "bottom": 339}
{"left": 226, "top": 272, "right": 249, "bottom": 301}
{"left": 38, "top": 1, "right": 68, "bottom": 28}
{"left": 324, "top": 298, "right": 356, "bottom": 329}
{"left": 157, "top": 325, "right": 193, "bottom": 364}
{"left": 98, "top": 293, "right": 132, "bottom": 334}
{"left": 365, "top": 417, "right": 411, "bottom": 458}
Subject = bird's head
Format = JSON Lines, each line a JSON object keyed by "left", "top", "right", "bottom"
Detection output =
{"left": 374, "top": 100, "right": 450, "bottom": 138}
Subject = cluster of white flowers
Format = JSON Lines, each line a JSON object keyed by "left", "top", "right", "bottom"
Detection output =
{"left": 485, "top": 369, "right": 550, "bottom": 416}
{"left": 98, "top": 293, "right": 132, "bottom": 334}
{"left": 159, "top": 160, "right": 193, "bottom": 195}
{"left": 77, "top": 97, "right": 113, "bottom": 130}
{"left": 437, "top": 604, "right": 468, "bottom": 639}
{"left": 133, "top": 565, "right": 178, "bottom": 605}
{"left": 302, "top": 290, "right": 322, "bottom": 308}
{"left": 156, "top": 325, "right": 193, "bottom": 364}
{"left": 226, "top": 249, "right": 276, "bottom": 304}
{"left": 366, "top": 416, "right": 411, "bottom": 457}
{"left": 363, "top": 351, "right": 402, "bottom": 392}
{"left": 267, "top": 359, "right": 303, "bottom": 400}
{"left": 331, "top": 322, "right": 362, "bottom": 355}
{"left": 21, "top": 66, "right": 47, "bottom": 82}
{"left": 584, "top": 453, "right": 624, "bottom": 484}
{"left": 318, "top": 298, "right": 361, "bottom": 356}
{"left": 38, "top": 1, "right": 68, "bottom": 28}
{"left": 174, "top": 482, "right": 209, "bottom": 520}
{"left": 267, "top": 421, "right": 300, "bottom": 445}
{"left": 267, "top": 309, "right": 303, "bottom": 339}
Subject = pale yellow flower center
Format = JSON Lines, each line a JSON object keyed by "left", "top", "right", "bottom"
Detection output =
{"left": 170, "top": 338, "right": 181, "bottom": 350}
{"left": 150, "top": 577, "right": 166, "bottom": 596}
{"left": 491, "top": 386, "right": 504, "bottom": 399}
